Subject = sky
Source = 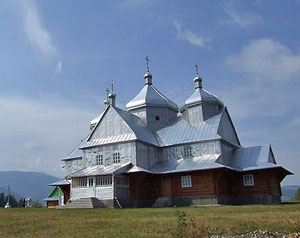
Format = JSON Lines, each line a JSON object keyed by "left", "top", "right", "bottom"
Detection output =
{"left": 0, "top": 0, "right": 299, "bottom": 185}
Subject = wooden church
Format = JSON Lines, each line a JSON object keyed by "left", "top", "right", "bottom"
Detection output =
{"left": 49, "top": 60, "right": 291, "bottom": 208}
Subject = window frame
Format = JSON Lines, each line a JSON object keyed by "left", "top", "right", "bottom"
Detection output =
{"left": 183, "top": 146, "right": 192, "bottom": 158}
{"left": 243, "top": 174, "right": 254, "bottom": 186}
{"left": 113, "top": 152, "right": 121, "bottom": 164}
{"left": 95, "top": 175, "right": 112, "bottom": 187}
{"left": 181, "top": 175, "right": 192, "bottom": 188}
{"left": 96, "top": 154, "right": 103, "bottom": 165}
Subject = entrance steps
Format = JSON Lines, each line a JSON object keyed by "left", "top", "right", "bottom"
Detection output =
{"left": 58, "top": 197, "right": 109, "bottom": 209}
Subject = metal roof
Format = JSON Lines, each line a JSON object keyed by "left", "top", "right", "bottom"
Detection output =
{"left": 149, "top": 154, "right": 224, "bottom": 174}
{"left": 69, "top": 162, "right": 131, "bottom": 178}
{"left": 62, "top": 138, "right": 88, "bottom": 161}
{"left": 156, "top": 109, "right": 223, "bottom": 147}
{"left": 126, "top": 84, "right": 179, "bottom": 111}
{"left": 114, "top": 107, "right": 159, "bottom": 146}
{"left": 90, "top": 110, "right": 105, "bottom": 126}
{"left": 226, "top": 144, "right": 292, "bottom": 173}
{"left": 182, "top": 88, "right": 224, "bottom": 110}
{"left": 82, "top": 106, "right": 159, "bottom": 148}
{"left": 49, "top": 179, "right": 70, "bottom": 186}
{"left": 43, "top": 197, "right": 59, "bottom": 201}
{"left": 81, "top": 133, "right": 136, "bottom": 148}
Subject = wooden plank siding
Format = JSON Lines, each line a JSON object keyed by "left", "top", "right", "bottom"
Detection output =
{"left": 47, "top": 201, "right": 58, "bottom": 208}
{"left": 221, "top": 169, "right": 282, "bottom": 197}
{"left": 169, "top": 171, "right": 216, "bottom": 197}
{"left": 128, "top": 168, "right": 283, "bottom": 201}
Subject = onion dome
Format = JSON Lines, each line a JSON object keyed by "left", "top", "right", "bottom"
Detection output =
{"left": 181, "top": 65, "right": 223, "bottom": 112}
{"left": 126, "top": 57, "right": 178, "bottom": 112}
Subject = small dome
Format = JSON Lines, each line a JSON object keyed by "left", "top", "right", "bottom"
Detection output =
{"left": 126, "top": 84, "right": 179, "bottom": 112}
{"left": 182, "top": 88, "right": 224, "bottom": 109}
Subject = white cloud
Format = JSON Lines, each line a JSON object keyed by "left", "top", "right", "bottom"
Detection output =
{"left": 173, "top": 21, "right": 210, "bottom": 48}
{"left": 226, "top": 38, "right": 300, "bottom": 81}
{"left": 20, "top": 1, "right": 58, "bottom": 57}
{"left": 18, "top": 1, "right": 62, "bottom": 74}
{"left": 55, "top": 60, "right": 63, "bottom": 75}
{"left": 221, "top": 1, "right": 263, "bottom": 28}
{"left": 0, "top": 95, "right": 98, "bottom": 177}
{"left": 220, "top": 39, "right": 300, "bottom": 185}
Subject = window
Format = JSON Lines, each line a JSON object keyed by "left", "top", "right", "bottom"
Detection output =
{"left": 88, "top": 178, "right": 93, "bottom": 187}
{"left": 72, "top": 178, "right": 87, "bottom": 188}
{"left": 183, "top": 146, "right": 192, "bottom": 157}
{"left": 155, "top": 116, "right": 160, "bottom": 121}
{"left": 115, "top": 175, "right": 129, "bottom": 186}
{"left": 113, "top": 152, "right": 120, "bottom": 164}
{"left": 181, "top": 175, "right": 192, "bottom": 188}
{"left": 243, "top": 174, "right": 254, "bottom": 186}
{"left": 96, "top": 154, "right": 103, "bottom": 165}
{"left": 96, "top": 176, "right": 112, "bottom": 187}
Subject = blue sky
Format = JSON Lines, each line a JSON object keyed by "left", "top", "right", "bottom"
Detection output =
{"left": 0, "top": 0, "right": 299, "bottom": 185}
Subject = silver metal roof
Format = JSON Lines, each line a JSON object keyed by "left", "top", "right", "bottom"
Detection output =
{"left": 43, "top": 197, "right": 59, "bottom": 201}
{"left": 228, "top": 144, "right": 283, "bottom": 172}
{"left": 126, "top": 84, "right": 179, "bottom": 111}
{"left": 49, "top": 179, "right": 70, "bottom": 186}
{"left": 62, "top": 139, "right": 87, "bottom": 161}
{"left": 182, "top": 88, "right": 224, "bottom": 110}
{"left": 114, "top": 107, "right": 159, "bottom": 146}
{"left": 81, "top": 133, "right": 136, "bottom": 148}
{"left": 148, "top": 154, "right": 224, "bottom": 174}
{"left": 69, "top": 162, "right": 131, "bottom": 178}
{"left": 90, "top": 110, "right": 105, "bottom": 126}
{"left": 82, "top": 106, "right": 159, "bottom": 148}
{"left": 156, "top": 109, "right": 223, "bottom": 146}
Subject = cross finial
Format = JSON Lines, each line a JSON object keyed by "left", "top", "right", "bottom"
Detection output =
{"left": 111, "top": 80, "right": 115, "bottom": 94}
{"left": 106, "top": 88, "right": 109, "bottom": 99}
{"left": 195, "top": 64, "right": 199, "bottom": 77}
{"left": 145, "top": 56, "right": 150, "bottom": 72}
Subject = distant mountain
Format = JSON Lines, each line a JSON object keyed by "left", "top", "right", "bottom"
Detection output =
{"left": 281, "top": 185, "right": 300, "bottom": 201}
{"left": 0, "top": 171, "right": 60, "bottom": 202}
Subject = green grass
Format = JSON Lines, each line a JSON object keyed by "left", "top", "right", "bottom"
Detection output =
{"left": 0, "top": 204, "right": 300, "bottom": 238}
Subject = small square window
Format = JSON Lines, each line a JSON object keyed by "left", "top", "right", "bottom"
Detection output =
{"left": 113, "top": 152, "right": 120, "bottom": 164}
{"left": 243, "top": 174, "right": 254, "bottom": 186}
{"left": 181, "top": 175, "right": 192, "bottom": 188}
{"left": 96, "top": 154, "right": 103, "bottom": 165}
{"left": 183, "top": 146, "right": 192, "bottom": 157}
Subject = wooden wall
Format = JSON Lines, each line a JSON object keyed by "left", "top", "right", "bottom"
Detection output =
{"left": 47, "top": 200, "right": 58, "bottom": 208}
{"left": 129, "top": 168, "right": 283, "bottom": 200}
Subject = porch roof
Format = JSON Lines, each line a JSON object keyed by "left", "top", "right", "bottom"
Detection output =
{"left": 49, "top": 179, "right": 70, "bottom": 186}
{"left": 69, "top": 162, "right": 131, "bottom": 178}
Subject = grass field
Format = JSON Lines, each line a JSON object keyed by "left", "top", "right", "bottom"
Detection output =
{"left": 0, "top": 203, "right": 300, "bottom": 238}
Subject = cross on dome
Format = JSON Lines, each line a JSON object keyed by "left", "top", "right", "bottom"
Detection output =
{"left": 145, "top": 56, "right": 150, "bottom": 72}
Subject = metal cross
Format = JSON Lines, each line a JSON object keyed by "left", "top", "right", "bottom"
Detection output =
{"left": 145, "top": 56, "right": 150, "bottom": 71}
{"left": 195, "top": 64, "right": 199, "bottom": 76}
{"left": 111, "top": 80, "right": 115, "bottom": 93}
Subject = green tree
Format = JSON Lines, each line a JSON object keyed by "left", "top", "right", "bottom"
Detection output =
{"left": 294, "top": 188, "right": 300, "bottom": 200}
{"left": 0, "top": 193, "right": 5, "bottom": 207}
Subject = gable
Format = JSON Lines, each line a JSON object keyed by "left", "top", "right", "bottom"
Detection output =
{"left": 217, "top": 108, "right": 240, "bottom": 146}
{"left": 268, "top": 146, "right": 277, "bottom": 164}
{"left": 89, "top": 106, "right": 135, "bottom": 141}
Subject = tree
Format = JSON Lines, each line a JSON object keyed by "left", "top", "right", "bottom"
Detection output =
{"left": 0, "top": 193, "right": 5, "bottom": 207}
{"left": 294, "top": 188, "right": 300, "bottom": 201}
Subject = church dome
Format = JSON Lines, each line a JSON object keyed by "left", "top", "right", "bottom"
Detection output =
{"left": 126, "top": 59, "right": 178, "bottom": 112}
{"left": 181, "top": 68, "right": 223, "bottom": 112}
{"left": 126, "top": 80, "right": 179, "bottom": 112}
